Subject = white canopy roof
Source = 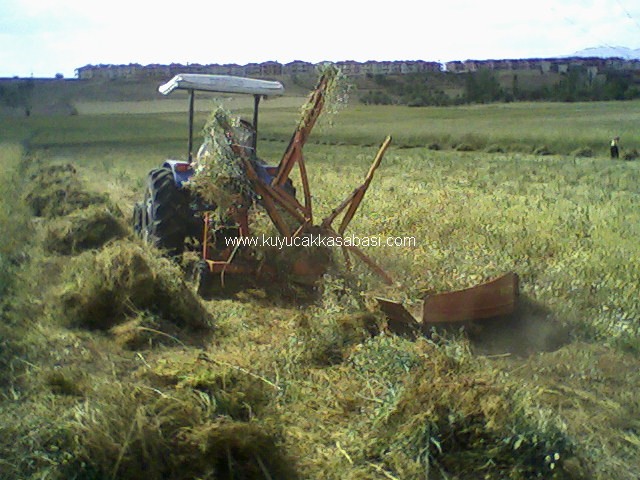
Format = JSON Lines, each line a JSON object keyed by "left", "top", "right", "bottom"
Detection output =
{"left": 158, "top": 73, "right": 285, "bottom": 96}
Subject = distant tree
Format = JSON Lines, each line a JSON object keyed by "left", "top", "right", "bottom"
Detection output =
{"left": 55, "top": 73, "right": 64, "bottom": 79}
{"left": 373, "top": 74, "right": 397, "bottom": 88}
{"left": 625, "top": 86, "right": 640, "bottom": 100}
{"left": 603, "top": 70, "right": 636, "bottom": 100}
{"left": 512, "top": 74, "right": 520, "bottom": 100}
{"left": 360, "top": 90, "right": 394, "bottom": 105}
{"left": 405, "top": 89, "right": 452, "bottom": 107}
{"left": 0, "top": 79, "right": 35, "bottom": 115}
{"left": 464, "top": 70, "right": 503, "bottom": 103}
{"left": 552, "top": 68, "right": 585, "bottom": 101}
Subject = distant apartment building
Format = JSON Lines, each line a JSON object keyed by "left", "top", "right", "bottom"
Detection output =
{"left": 75, "top": 57, "right": 639, "bottom": 81}
{"left": 75, "top": 63, "right": 142, "bottom": 79}
{"left": 284, "top": 61, "right": 314, "bottom": 75}
{"left": 444, "top": 56, "right": 639, "bottom": 75}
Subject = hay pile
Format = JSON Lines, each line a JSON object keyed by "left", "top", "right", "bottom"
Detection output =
{"left": 571, "top": 147, "right": 594, "bottom": 158}
{"left": 71, "top": 382, "right": 297, "bottom": 480}
{"left": 266, "top": 331, "right": 578, "bottom": 479}
{"left": 58, "top": 240, "right": 211, "bottom": 331}
{"left": 143, "top": 350, "right": 275, "bottom": 421}
{"left": 501, "top": 342, "right": 640, "bottom": 479}
{"left": 44, "top": 204, "right": 127, "bottom": 255}
{"left": 623, "top": 148, "right": 639, "bottom": 160}
{"left": 296, "top": 311, "right": 380, "bottom": 366}
{"left": 188, "top": 108, "right": 256, "bottom": 211}
{"left": 110, "top": 312, "right": 200, "bottom": 350}
{"left": 372, "top": 339, "right": 575, "bottom": 479}
{"left": 23, "top": 163, "right": 111, "bottom": 217}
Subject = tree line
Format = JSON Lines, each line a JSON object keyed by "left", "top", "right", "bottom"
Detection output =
{"left": 360, "top": 67, "right": 640, "bottom": 106}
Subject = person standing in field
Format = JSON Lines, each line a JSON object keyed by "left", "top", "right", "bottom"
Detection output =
{"left": 610, "top": 136, "right": 620, "bottom": 159}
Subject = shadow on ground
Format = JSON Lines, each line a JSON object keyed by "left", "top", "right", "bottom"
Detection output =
{"left": 465, "top": 296, "right": 570, "bottom": 356}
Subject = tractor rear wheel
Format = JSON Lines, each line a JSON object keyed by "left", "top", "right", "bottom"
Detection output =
{"left": 141, "top": 167, "right": 191, "bottom": 257}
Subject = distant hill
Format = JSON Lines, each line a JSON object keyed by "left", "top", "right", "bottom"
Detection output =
{"left": 572, "top": 46, "right": 640, "bottom": 59}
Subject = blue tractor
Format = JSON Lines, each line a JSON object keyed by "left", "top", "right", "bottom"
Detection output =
{"left": 133, "top": 73, "right": 286, "bottom": 259}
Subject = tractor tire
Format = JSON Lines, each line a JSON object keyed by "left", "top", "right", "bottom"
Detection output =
{"left": 143, "top": 167, "right": 191, "bottom": 257}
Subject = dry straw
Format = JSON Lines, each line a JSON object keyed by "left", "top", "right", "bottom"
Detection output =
{"left": 187, "top": 107, "right": 255, "bottom": 211}
{"left": 44, "top": 204, "right": 127, "bottom": 255}
{"left": 58, "top": 240, "right": 212, "bottom": 331}
{"left": 24, "top": 162, "right": 111, "bottom": 217}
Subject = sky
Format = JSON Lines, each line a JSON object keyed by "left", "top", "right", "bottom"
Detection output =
{"left": 1, "top": 0, "right": 639, "bottom": 78}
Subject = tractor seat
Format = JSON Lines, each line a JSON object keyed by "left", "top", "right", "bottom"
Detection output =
{"left": 253, "top": 163, "right": 297, "bottom": 198}
{"left": 254, "top": 163, "right": 278, "bottom": 184}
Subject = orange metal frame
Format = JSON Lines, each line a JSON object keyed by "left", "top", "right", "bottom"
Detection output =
{"left": 200, "top": 70, "right": 394, "bottom": 284}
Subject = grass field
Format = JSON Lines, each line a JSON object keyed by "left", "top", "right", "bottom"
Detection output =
{"left": 5, "top": 97, "right": 639, "bottom": 153}
{"left": 1, "top": 97, "right": 640, "bottom": 479}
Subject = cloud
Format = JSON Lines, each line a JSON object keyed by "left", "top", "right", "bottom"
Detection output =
{"left": 1, "top": 0, "right": 639, "bottom": 77}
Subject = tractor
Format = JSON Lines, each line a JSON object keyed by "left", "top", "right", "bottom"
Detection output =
{"left": 133, "top": 67, "right": 393, "bottom": 289}
{"left": 133, "top": 67, "right": 520, "bottom": 333}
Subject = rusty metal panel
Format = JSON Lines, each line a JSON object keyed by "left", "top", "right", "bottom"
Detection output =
{"left": 375, "top": 298, "right": 421, "bottom": 336}
{"left": 376, "top": 273, "right": 520, "bottom": 331}
{"left": 422, "top": 272, "right": 520, "bottom": 324}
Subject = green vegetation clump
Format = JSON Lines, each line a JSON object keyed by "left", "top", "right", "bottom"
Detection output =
{"left": 533, "top": 145, "right": 553, "bottom": 155}
{"left": 454, "top": 143, "right": 476, "bottom": 152}
{"left": 359, "top": 67, "right": 640, "bottom": 106}
{"left": 623, "top": 148, "right": 639, "bottom": 160}
{"left": 0, "top": 145, "right": 32, "bottom": 296}
{"left": 360, "top": 90, "right": 395, "bottom": 105}
{"left": 0, "top": 78, "right": 34, "bottom": 114}
{"left": 571, "top": 147, "right": 594, "bottom": 157}
{"left": 374, "top": 339, "right": 572, "bottom": 478}
{"left": 485, "top": 143, "right": 505, "bottom": 153}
